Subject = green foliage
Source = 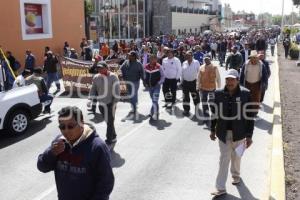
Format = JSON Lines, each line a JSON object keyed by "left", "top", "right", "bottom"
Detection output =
{"left": 272, "top": 15, "right": 282, "bottom": 26}
{"left": 289, "top": 42, "right": 300, "bottom": 59}
{"left": 293, "top": 0, "right": 300, "bottom": 5}
{"left": 283, "top": 27, "right": 300, "bottom": 36}
{"left": 85, "top": 0, "right": 94, "bottom": 16}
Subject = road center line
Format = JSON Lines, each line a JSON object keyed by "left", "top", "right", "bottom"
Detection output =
{"left": 32, "top": 185, "right": 56, "bottom": 200}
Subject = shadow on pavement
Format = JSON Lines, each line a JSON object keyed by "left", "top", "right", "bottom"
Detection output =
{"left": 0, "top": 116, "right": 52, "bottom": 149}
{"left": 212, "top": 194, "right": 241, "bottom": 200}
{"left": 255, "top": 118, "right": 273, "bottom": 134}
{"left": 121, "top": 112, "right": 149, "bottom": 123}
{"left": 165, "top": 106, "right": 184, "bottom": 119}
{"left": 149, "top": 119, "right": 172, "bottom": 130}
{"left": 261, "top": 103, "right": 274, "bottom": 114}
{"left": 237, "top": 179, "right": 259, "bottom": 200}
{"left": 88, "top": 112, "right": 104, "bottom": 124}
{"left": 57, "top": 91, "right": 89, "bottom": 99}
{"left": 211, "top": 179, "right": 259, "bottom": 200}
{"left": 110, "top": 150, "right": 125, "bottom": 168}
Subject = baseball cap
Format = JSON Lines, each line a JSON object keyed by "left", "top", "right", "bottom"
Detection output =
{"left": 96, "top": 61, "right": 108, "bottom": 68}
{"left": 128, "top": 51, "right": 137, "bottom": 57}
{"left": 225, "top": 69, "right": 239, "bottom": 79}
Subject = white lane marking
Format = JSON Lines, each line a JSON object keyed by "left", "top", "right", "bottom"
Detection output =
{"left": 32, "top": 185, "right": 56, "bottom": 200}
{"left": 118, "top": 119, "right": 149, "bottom": 143}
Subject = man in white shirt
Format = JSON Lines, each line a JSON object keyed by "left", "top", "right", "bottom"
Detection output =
{"left": 181, "top": 51, "right": 200, "bottom": 116}
{"left": 162, "top": 49, "right": 182, "bottom": 108}
{"left": 0, "top": 64, "right": 4, "bottom": 92}
{"left": 13, "top": 69, "right": 31, "bottom": 88}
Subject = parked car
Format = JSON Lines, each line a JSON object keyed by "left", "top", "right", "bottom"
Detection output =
{"left": 0, "top": 83, "right": 42, "bottom": 135}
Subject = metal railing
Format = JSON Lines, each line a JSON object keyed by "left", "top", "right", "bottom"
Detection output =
{"left": 170, "top": 6, "right": 220, "bottom": 16}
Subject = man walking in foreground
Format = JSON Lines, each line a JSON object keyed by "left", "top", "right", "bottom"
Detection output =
{"left": 210, "top": 69, "right": 255, "bottom": 197}
{"left": 37, "top": 106, "right": 114, "bottom": 200}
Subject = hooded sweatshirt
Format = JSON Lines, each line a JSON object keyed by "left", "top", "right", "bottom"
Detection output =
{"left": 37, "top": 124, "right": 114, "bottom": 200}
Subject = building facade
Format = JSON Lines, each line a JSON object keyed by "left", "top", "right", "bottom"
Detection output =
{"left": 0, "top": 0, "right": 85, "bottom": 66}
{"left": 222, "top": 3, "right": 233, "bottom": 30}
{"left": 90, "top": 0, "right": 221, "bottom": 41}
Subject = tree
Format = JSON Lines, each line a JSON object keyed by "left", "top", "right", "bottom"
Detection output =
{"left": 272, "top": 15, "right": 282, "bottom": 26}
{"left": 293, "top": 0, "right": 300, "bottom": 5}
{"left": 84, "top": 0, "right": 94, "bottom": 39}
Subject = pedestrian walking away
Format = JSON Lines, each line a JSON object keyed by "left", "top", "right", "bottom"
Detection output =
{"left": 24, "top": 50, "right": 35, "bottom": 73}
{"left": 269, "top": 37, "right": 276, "bottom": 56}
{"left": 210, "top": 69, "right": 255, "bottom": 197}
{"left": 283, "top": 36, "right": 291, "bottom": 59}
{"left": 37, "top": 106, "right": 114, "bottom": 200}
{"left": 26, "top": 67, "right": 53, "bottom": 114}
{"left": 258, "top": 51, "right": 271, "bottom": 102}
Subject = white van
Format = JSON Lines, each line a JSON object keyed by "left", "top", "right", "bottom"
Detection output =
{"left": 0, "top": 66, "right": 42, "bottom": 134}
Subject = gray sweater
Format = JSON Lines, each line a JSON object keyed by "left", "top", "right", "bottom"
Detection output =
{"left": 89, "top": 73, "right": 120, "bottom": 104}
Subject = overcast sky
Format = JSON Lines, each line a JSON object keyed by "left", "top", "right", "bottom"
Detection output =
{"left": 221, "top": 0, "right": 298, "bottom": 15}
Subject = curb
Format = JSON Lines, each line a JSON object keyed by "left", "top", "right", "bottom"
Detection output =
{"left": 269, "top": 46, "right": 286, "bottom": 200}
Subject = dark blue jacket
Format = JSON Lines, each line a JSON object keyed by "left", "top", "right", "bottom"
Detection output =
{"left": 211, "top": 86, "right": 254, "bottom": 143}
{"left": 37, "top": 129, "right": 114, "bottom": 200}
{"left": 193, "top": 51, "right": 204, "bottom": 65}
{"left": 120, "top": 60, "right": 144, "bottom": 82}
{"left": 25, "top": 54, "right": 35, "bottom": 70}
{"left": 240, "top": 60, "right": 269, "bottom": 89}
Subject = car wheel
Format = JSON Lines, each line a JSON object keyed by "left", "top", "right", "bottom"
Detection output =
{"left": 7, "top": 110, "right": 29, "bottom": 134}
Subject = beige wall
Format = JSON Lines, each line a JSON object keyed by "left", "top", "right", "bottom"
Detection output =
{"left": 172, "top": 12, "right": 211, "bottom": 32}
{"left": 0, "top": 0, "right": 85, "bottom": 67}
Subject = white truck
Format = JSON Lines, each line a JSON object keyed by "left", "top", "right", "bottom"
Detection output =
{"left": 0, "top": 66, "right": 43, "bottom": 134}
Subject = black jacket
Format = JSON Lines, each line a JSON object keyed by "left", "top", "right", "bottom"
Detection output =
{"left": 44, "top": 55, "right": 58, "bottom": 73}
{"left": 144, "top": 63, "right": 162, "bottom": 87}
{"left": 211, "top": 86, "right": 254, "bottom": 143}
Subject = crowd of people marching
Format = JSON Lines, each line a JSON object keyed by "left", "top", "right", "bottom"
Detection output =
{"left": 1, "top": 28, "right": 284, "bottom": 198}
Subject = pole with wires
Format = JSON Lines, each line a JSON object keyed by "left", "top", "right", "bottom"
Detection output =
{"left": 281, "top": 0, "right": 285, "bottom": 39}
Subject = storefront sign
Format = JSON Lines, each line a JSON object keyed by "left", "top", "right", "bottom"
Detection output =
{"left": 24, "top": 3, "right": 43, "bottom": 34}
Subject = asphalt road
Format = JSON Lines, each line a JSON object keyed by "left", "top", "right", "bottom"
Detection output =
{"left": 0, "top": 52, "right": 276, "bottom": 200}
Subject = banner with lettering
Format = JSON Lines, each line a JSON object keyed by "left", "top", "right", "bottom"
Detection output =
{"left": 60, "top": 57, "right": 126, "bottom": 94}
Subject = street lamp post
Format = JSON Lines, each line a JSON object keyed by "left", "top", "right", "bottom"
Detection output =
{"left": 101, "top": 1, "right": 114, "bottom": 45}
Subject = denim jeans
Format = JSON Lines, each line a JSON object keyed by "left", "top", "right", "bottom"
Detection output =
{"left": 200, "top": 90, "right": 215, "bottom": 120}
{"left": 40, "top": 94, "right": 54, "bottom": 112}
{"left": 148, "top": 84, "right": 161, "bottom": 115}
{"left": 126, "top": 81, "right": 140, "bottom": 112}
{"left": 182, "top": 80, "right": 200, "bottom": 112}
{"left": 99, "top": 103, "right": 117, "bottom": 144}
{"left": 46, "top": 72, "right": 60, "bottom": 90}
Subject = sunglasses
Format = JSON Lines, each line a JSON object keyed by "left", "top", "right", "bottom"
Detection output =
{"left": 58, "top": 123, "right": 78, "bottom": 130}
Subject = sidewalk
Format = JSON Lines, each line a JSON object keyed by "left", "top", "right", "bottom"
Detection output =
{"left": 278, "top": 45, "right": 300, "bottom": 200}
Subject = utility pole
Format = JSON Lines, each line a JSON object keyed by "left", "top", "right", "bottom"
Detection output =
{"left": 281, "top": 0, "right": 285, "bottom": 38}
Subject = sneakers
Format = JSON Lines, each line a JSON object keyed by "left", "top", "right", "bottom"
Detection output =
{"left": 149, "top": 113, "right": 159, "bottom": 120}
{"left": 87, "top": 108, "right": 96, "bottom": 113}
{"left": 232, "top": 177, "right": 241, "bottom": 185}
{"left": 106, "top": 139, "right": 117, "bottom": 151}
{"left": 211, "top": 190, "right": 227, "bottom": 197}
{"left": 43, "top": 109, "right": 51, "bottom": 114}
{"left": 183, "top": 110, "right": 190, "bottom": 116}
